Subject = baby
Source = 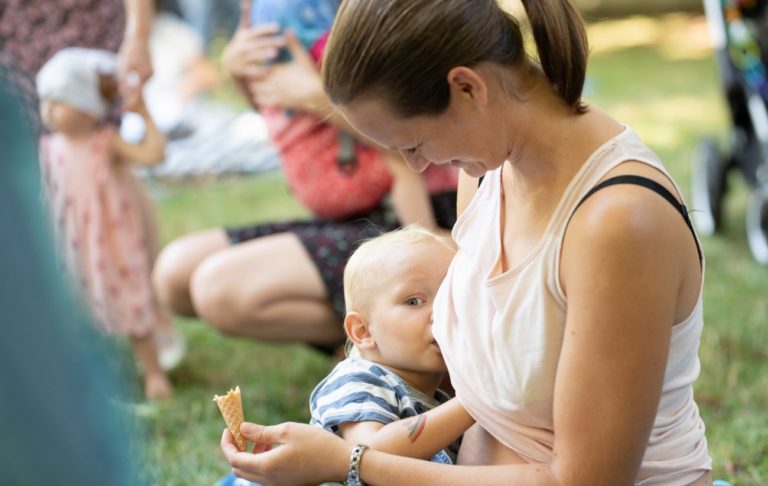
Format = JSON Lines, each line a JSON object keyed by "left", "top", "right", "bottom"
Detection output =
{"left": 309, "top": 225, "right": 474, "bottom": 464}
{"left": 217, "top": 225, "right": 474, "bottom": 485}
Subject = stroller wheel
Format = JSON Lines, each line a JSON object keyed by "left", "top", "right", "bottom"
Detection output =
{"left": 690, "top": 138, "right": 729, "bottom": 235}
{"left": 746, "top": 188, "right": 768, "bottom": 265}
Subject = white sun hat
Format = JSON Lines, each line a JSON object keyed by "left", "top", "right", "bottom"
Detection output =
{"left": 36, "top": 47, "right": 118, "bottom": 119}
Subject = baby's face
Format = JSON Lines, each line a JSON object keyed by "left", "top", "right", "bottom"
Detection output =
{"left": 40, "top": 100, "right": 97, "bottom": 135}
{"left": 364, "top": 239, "right": 455, "bottom": 376}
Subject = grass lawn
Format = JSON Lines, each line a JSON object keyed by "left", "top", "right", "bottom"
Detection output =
{"left": 132, "top": 14, "right": 768, "bottom": 485}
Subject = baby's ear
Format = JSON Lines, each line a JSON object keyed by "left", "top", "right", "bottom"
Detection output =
{"left": 344, "top": 311, "right": 375, "bottom": 350}
{"left": 98, "top": 73, "right": 119, "bottom": 102}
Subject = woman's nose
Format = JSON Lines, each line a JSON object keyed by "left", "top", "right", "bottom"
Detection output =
{"left": 400, "top": 151, "right": 430, "bottom": 173}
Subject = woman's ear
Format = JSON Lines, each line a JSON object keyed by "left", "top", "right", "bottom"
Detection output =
{"left": 446, "top": 66, "right": 488, "bottom": 108}
{"left": 344, "top": 311, "right": 376, "bottom": 351}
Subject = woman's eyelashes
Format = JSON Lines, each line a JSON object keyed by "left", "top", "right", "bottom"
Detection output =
{"left": 404, "top": 141, "right": 422, "bottom": 156}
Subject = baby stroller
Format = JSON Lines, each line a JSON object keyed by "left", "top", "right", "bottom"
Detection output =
{"left": 692, "top": 0, "right": 768, "bottom": 264}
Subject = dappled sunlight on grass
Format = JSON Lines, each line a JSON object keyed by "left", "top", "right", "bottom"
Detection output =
{"left": 588, "top": 13, "right": 713, "bottom": 60}
{"left": 607, "top": 95, "right": 728, "bottom": 150}
{"left": 585, "top": 44, "right": 729, "bottom": 189}
{"left": 589, "top": 16, "right": 661, "bottom": 52}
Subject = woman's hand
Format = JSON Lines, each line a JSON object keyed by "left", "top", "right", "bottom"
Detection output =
{"left": 117, "top": 34, "right": 152, "bottom": 112}
{"left": 119, "top": 0, "right": 154, "bottom": 112}
{"left": 221, "top": 422, "right": 352, "bottom": 486}
{"left": 247, "top": 31, "right": 325, "bottom": 113}
{"left": 222, "top": 1, "right": 285, "bottom": 81}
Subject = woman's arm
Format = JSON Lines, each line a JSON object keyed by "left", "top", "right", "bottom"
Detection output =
{"left": 113, "top": 98, "right": 166, "bottom": 166}
{"left": 339, "top": 397, "right": 474, "bottom": 460}
{"left": 224, "top": 423, "right": 561, "bottom": 485}
{"left": 119, "top": 0, "right": 154, "bottom": 110}
{"left": 551, "top": 177, "right": 696, "bottom": 485}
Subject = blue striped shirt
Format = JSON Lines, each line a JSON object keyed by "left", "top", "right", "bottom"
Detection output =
{"left": 309, "top": 357, "right": 457, "bottom": 464}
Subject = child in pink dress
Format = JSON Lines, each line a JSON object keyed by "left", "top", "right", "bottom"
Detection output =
{"left": 36, "top": 47, "right": 178, "bottom": 400}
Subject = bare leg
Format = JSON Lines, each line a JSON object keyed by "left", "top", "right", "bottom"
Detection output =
{"left": 152, "top": 228, "right": 230, "bottom": 317}
{"left": 130, "top": 334, "right": 172, "bottom": 400}
{"left": 190, "top": 232, "right": 344, "bottom": 346}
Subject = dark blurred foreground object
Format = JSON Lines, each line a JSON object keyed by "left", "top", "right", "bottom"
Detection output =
{"left": 0, "top": 70, "right": 143, "bottom": 486}
{"left": 692, "top": 0, "right": 768, "bottom": 264}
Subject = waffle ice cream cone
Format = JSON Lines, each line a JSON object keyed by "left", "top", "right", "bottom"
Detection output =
{"left": 213, "top": 386, "right": 247, "bottom": 452}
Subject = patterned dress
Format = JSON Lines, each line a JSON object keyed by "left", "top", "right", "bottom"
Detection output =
{"left": 0, "top": 0, "right": 124, "bottom": 127}
{"left": 40, "top": 127, "right": 158, "bottom": 337}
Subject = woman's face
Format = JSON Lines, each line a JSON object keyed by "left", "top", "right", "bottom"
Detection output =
{"left": 339, "top": 88, "right": 513, "bottom": 178}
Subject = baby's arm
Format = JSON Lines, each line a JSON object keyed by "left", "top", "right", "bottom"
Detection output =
{"left": 112, "top": 98, "right": 166, "bottom": 166}
{"left": 338, "top": 398, "right": 474, "bottom": 460}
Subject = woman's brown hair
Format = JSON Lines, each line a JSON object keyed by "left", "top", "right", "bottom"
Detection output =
{"left": 323, "top": 0, "right": 588, "bottom": 117}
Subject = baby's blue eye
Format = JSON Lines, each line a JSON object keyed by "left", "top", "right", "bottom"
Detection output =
{"left": 405, "top": 297, "right": 423, "bottom": 306}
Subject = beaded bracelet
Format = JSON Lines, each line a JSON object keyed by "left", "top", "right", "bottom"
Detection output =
{"left": 344, "top": 443, "right": 369, "bottom": 486}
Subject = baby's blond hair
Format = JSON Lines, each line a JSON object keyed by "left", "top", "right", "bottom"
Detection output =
{"left": 343, "top": 224, "right": 455, "bottom": 314}
{"left": 343, "top": 224, "right": 455, "bottom": 357}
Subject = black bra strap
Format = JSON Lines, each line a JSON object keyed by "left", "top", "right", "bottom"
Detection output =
{"left": 571, "top": 175, "right": 703, "bottom": 265}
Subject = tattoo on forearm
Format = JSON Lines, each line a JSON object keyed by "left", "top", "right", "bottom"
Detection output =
{"left": 406, "top": 415, "right": 427, "bottom": 443}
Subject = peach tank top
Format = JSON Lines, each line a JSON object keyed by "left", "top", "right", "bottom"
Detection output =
{"left": 432, "top": 126, "right": 711, "bottom": 485}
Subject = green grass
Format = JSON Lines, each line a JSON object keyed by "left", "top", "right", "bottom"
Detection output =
{"left": 132, "top": 14, "right": 767, "bottom": 485}
{"left": 131, "top": 173, "right": 323, "bottom": 486}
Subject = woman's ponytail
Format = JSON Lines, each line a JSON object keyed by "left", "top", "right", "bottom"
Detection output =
{"left": 521, "top": 0, "right": 588, "bottom": 113}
